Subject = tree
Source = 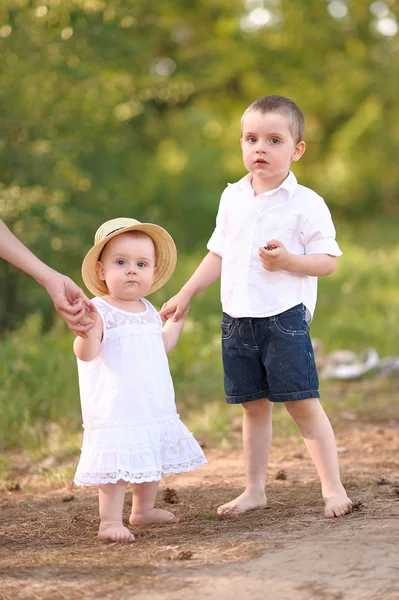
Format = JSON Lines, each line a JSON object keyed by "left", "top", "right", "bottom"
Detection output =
{"left": 1, "top": 0, "right": 398, "bottom": 329}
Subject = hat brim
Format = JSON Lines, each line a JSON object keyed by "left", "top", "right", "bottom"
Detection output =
{"left": 81, "top": 223, "right": 177, "bottom": 297}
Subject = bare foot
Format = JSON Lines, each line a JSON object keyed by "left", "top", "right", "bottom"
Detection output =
{"left": 324, "top": 495, "right": 353, "bottom": 518}
{"left": 98, "top": 521, "right": 135, "bottom": 543}
{"left": 217, "top": 490, "right": 267, "bottom": 516}
{"left": 129, "top": 508, "right": 179, "bottom": 526}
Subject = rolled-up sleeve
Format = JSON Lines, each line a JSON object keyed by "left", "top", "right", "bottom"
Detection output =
{"left": 206, "top": 189, "right": 228, "bottom": 257}
{"left": 301, "top": 198, "right": 342, "bottom": 257}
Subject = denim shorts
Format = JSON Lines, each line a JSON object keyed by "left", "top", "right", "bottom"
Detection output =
{"left": 221, "top": 304, "right": 319, "bottom": 404}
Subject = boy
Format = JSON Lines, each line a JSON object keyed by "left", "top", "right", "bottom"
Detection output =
{"left": 160, "top": 95, "right": 352, "bottom": 519}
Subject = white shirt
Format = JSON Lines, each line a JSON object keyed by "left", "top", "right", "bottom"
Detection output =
{"left": 207, "top": 171, "right": 342, "bottom": 322}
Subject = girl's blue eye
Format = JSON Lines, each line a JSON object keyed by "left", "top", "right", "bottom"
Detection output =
{"left": 270, "top": 138, "right": 280, "bottom": 144}
{"left": 116, "top": 259, "right": 126, "bottom": 266}
{"left": 137, "top": 262, "right": 147, "bottom": 268}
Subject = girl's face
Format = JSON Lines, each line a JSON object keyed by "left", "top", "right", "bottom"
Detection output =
{"left": 96, "top": 232, "right": 158, "bottom": 302}
{"left": 240, "top": 110, "right": 305, "bottom": 193}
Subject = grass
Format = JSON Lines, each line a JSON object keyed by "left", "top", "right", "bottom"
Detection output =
{"left": 0, "top": 216, "right": 398, "bottom": 452}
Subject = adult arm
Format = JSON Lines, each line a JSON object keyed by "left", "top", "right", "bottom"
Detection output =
{"left": 0, "top": 220, "right": 94, "bottom": 333}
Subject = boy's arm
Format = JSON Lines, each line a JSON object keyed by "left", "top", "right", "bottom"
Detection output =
{"left": 0, "top": 220, "right": 94, "bottom": 333}
{"left": 259, "top": 240, "right": 337, "bottom": 277}
{"left": 160, "top": 251, "right": 222, "bottom": 322}
{"left": 73, "top": 309, "right": 103, "bottom": 361}
{"left": 162, "top": 317, "right": 185, "bottom": 354}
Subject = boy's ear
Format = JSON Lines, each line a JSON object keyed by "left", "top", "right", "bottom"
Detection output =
{"left": 292, "top": 141, "right": 306, "bottom": 162}
{"left": 153, "top": 266, "right": 159, "bottom": 282}
{"left": 96, "top": 261, "right": 106, "bottom": 281}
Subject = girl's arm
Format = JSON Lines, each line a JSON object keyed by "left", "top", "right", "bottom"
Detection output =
{"left": 73, "top": 309, "right": 103, "bottom": 361}
{"left": 0, "top": 220, "right": 94, "bottom": 333}
{"left": 162, "top": 317, "right": 185, "bottom": 355}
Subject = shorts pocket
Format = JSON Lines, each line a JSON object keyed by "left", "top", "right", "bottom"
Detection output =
{"left": 274, "top": 310, "right": 307, "bottom": 336}
{"left": 221, "top": 315, "right": 237, "bottom": 340}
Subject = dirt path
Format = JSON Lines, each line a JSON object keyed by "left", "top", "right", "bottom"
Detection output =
{"left": 0, "top": 424, "right": 398, "bottom": 600}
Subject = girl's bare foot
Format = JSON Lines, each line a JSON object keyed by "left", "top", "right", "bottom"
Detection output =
{"left": 217, "top": 490, "right": 267, "bottom": 516}
{"left": 324, "top": 495, "right": 353, "bottom": 518}
{"left": 98, "top": 521, "right": 135, "bottom": 543}
{"left": 129, "top": 508, "right": 178, "bottom": 526}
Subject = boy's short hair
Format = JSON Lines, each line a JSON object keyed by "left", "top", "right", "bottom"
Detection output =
{"left": 243, "top": 95, "right": 305, "bottom": 143}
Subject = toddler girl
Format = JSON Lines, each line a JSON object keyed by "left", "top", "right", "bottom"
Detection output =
{"left": 73, "top": 217, "right": 207, "bottom": 543}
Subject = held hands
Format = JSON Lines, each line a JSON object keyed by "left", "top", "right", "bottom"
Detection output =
{"left": 43, "top": 272, "right": 97, "bottom": 335}
{"left": 159, "top": 292, "right": 190, "bottom": 322}
{"left": 258, "top": 239, "right": 291, "bottom": 272}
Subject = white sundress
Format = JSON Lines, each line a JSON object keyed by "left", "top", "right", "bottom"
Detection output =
{"left": 74, "top": 297, "right": 207, "bottom": 486}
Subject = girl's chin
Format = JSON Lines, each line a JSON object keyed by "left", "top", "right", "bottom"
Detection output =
{"left": 109, "top": 291, "right": 142, "bottom": 302}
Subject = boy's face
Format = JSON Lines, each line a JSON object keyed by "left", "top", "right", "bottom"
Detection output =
{"left": 240, "top": 110, "right": 305, "bottom": 192}
{"left": 96, "top": 232, "right": 158, "bottom": 301}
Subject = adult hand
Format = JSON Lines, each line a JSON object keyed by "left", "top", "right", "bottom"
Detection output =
{"left": 43, "top": 272, "right": 96, "bottom": 334}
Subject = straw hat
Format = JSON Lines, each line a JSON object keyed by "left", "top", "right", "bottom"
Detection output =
{"left": 81, "top": 217, "right": 177, "bottom": 296}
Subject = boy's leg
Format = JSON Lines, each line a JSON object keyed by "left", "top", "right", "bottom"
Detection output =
{"left": 129, "top": 481, "right": 178, "bottom": 525}
{"left": 98, "top": 480, "right": 135, "bottom": 542}
{"left": 284, "top": 398, "right": 352, "bottom": 518}
{"left": 217, "top": 397, "right": 273, "bottom": 515}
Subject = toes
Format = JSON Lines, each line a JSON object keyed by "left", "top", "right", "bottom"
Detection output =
{"left": 324, "top": 498, "right": 353, "bottom": 518}
{"left": 217, "top": 505, "right": 238, "bottom": 517}
{"left": 217, "top": 504, "right": 230, "bottom": 515}
{"left": 99, "top": 527, "right": 135, "bottom": 543}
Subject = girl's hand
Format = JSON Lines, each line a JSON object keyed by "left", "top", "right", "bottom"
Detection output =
{"left": 44, "top": 273, "right": 96, "bottom": 335}
{"left": 258, "top": 239, "right": 291, "bottom": 272}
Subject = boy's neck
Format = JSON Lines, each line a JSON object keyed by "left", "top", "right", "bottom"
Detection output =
{"left": 250, "top": 172, "right": 289, "bottom": 196}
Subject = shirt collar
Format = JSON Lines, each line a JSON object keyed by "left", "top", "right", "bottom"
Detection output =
{"left": 235, "top": 170, "right": 297, "bottom": 200}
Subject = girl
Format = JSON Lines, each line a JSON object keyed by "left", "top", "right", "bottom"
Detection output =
{"left": 74, "top": 217, "right": 207, "bottom": 543}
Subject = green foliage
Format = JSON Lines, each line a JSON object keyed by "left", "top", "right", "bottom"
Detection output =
{"left": 1, "top": 1, "right": 399, "bottom": 448}
{"left": 0, "top": 314, "right": 81, "bottom": 448}
{"left": 313, "top": 217, "right": 399, "bottom": 354}
{"left": 1, "top": 0, "right": 399, "bottom": 327}
{"left": 1, "top": 232, "right": 398, "bottom": 450}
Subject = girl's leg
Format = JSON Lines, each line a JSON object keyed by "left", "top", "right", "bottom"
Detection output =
{"left": 217, "top": 397, "right": 273, "bottom": 515}
{"left": 98, "top": 480, "right": 135, "bottom": 542}
{"left": 284, "top": 398, "right": 352, "bottom": 518}
{"left": 129, "top": 481, "right": 178, "bottom": 525}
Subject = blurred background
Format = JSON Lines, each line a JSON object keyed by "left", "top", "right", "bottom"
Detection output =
{"left": 1, "top": 0, "right": 398, "bottom": 459}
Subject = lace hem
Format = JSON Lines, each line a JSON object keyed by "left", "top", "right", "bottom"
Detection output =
{"left": 74, "top": 456, "right": 207, "bottom": 487}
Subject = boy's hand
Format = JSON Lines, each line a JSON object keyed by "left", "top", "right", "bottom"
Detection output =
{"left": 258, "top": 239, "right": 291, "bottom": 272}
{"left": 160, "top": 292, "right": 190, "bottom": 322}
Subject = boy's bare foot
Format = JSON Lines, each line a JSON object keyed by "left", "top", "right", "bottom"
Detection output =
{"left": 129, "top": 508, "right": 179, "bottom": 526}
{"left": 217, "top": 491, "right": 267, "bottom": 516}
{"left": 98, "top": 522, "right": 135, "bottom": 543}
{"left": 324, "top": 495, "right": 353, "bottom": 518}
